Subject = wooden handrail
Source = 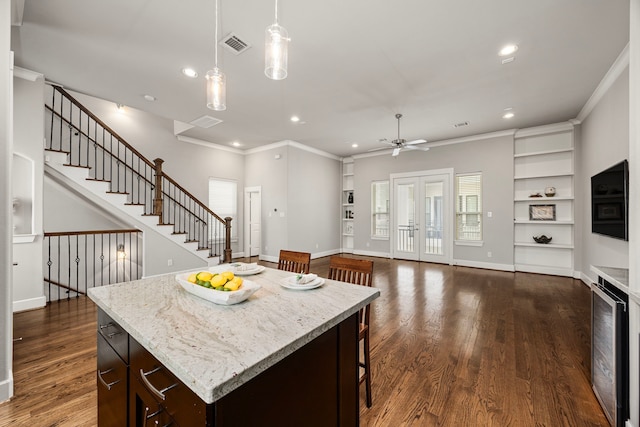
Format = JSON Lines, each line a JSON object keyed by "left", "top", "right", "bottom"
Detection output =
{"left": 43, "top": 278, "right": 87, "bottom": 296}
{"left": 45, "top": 229, "right": 141, "bottom": 237}
{"left": 45, "top": 105, "right": 155, "bottom": 184}
{"left": 162, "top": 173, "right": 226, "bottom": 224}
{"left": 52, "top": 86, "right": 155, "bottom": 168}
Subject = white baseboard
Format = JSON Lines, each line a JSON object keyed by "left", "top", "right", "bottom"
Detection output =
{"left": 353, "top": 249, "right": 390, "bottom": 258}
{"left": 12, "top": 296, "right": 46, "bottom": 313}
{"left": 311, "top": 249, "right": 341, "bottom": 260}
{"left": 0, "top": 374, "right": 14, "bottom": 403}
{"left": 453, "top": 259, "right": 515, "bottom": 272}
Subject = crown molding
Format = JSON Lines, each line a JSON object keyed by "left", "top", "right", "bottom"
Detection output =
{"left": 245, "top": 140, "right": 341, "bottom": 160}
{"left": 514, "top": 121, "right": 575, "bottom": 139}
{"left": 576, "top": 42, "right": 629, "bottom": 123}
{"left": 176, "top": 135, "right": 244, "bottom": 154}
{"left": 13, "top": 66, "right": 43, "bottom": 82}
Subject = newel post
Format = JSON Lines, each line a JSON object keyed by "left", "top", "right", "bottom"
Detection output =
{"left": 153, "top": 158, "right": 164, "bottom": 223}
{"left": 224, "top": 217, "right": 232, "bottom": 263}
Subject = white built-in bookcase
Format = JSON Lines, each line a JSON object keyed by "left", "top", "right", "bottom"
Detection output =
{"left": 513, "top": 124, "right": 575, "bottom": 277}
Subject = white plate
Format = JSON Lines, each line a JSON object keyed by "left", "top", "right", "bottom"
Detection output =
{"left": 208, "top": 264, "right": 266, "bottom": 276}
{"left": 229, "top": 263, "right": 266, "bottom": 276}
{"left": 280, "top": 276, "right": 325, "bottom": 290}
{"left": 175, "top": 272, "right": 260, "bottom": 305}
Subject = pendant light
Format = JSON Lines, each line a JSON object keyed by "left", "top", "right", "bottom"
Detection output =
{"left": 265, "top": 0, "right": 289, "bottom": 80}
{"left": 206, "top": 0, "right": 226, "bottom": 110}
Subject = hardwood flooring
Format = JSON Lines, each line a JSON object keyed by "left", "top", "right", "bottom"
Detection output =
{"left": 0, "top": 256, "right": 608, "bottom": 426}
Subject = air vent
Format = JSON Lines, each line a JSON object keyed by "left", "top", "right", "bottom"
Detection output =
{"left": 221, "top": 33, "right": 251, "bottom": 55}
{"left": 501, "top": 57, "right": 515, "bottom": 65}
{"left": 190, "top": 115, "right": 223, "bottom": 129}
{"left": 453, "top": 121, "right": 469, "bottom": 128}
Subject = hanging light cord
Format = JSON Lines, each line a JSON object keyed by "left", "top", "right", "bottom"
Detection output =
{"left": 274, "top": 0, "right": 278, "bottom": 24}
{"left": 214, "top": 0, "right": 219, "bottom": 68}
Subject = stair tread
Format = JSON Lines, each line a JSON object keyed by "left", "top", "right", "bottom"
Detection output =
{"left": 45, "top": 148, "right": 71, "bottom": 154}
{"left": 86, "top": 178, "right": 112, "bottom": 183}
{"left": 106, "top": 191, "right": 130, "bottom": 195}
{"left": 124, "top": 203, "right": 145, "bottom": 206}
{"left": 63, "top": 164, "right": 91, "bottom": 169}
{"left": 171, "top": 232, "right": 188, "bottom": 235}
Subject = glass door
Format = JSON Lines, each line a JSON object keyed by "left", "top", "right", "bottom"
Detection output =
{"left": 392, "top": 172, "right": 451, "bottom": 263}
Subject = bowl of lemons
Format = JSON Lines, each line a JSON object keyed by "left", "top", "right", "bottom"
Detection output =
{"left": 175, "top": 270, "right": 260, "bottom": 305}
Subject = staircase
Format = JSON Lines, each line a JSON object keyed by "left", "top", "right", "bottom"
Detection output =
{"left": 43, "top": 85, "right": 231, "bottom": 266}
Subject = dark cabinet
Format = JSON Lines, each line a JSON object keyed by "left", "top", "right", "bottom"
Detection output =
{"left": 97, "top": 309, "right": 130, "bottom": 427}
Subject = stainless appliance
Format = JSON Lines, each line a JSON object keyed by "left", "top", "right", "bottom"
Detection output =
{"left": 591, "top": 278, "right": 629, "bottom": 426}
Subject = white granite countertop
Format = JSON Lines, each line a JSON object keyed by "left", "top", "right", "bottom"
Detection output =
{"left": 591, "top": 265, "right": 629, "bottom": 293}
{"left": 88, "top": 265, "right": 380, "bottom": 404}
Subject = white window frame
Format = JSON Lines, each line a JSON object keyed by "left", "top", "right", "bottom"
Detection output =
{"left": 371, "top": 180, "right": 390, "bottom": 240}
{"left": 455, "top": 173, "right": 483, "bottom": 245}
{"left": 208, "top": 178, "right": 238, "bottom": 241}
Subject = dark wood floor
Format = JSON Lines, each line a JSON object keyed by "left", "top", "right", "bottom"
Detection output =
{"left": 0, "top": 256, "right": 608, "bottom": 426}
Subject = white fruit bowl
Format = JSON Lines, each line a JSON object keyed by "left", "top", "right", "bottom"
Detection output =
{"left": 175, "top": 272, "right": 261, "bottom": 305}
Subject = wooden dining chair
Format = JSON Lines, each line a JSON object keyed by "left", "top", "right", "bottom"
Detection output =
{"left": 328, "top": 256, "right": 374, "bottom": 408}
{"left": 277, "top": 250, "right": 311, "bottom": 274}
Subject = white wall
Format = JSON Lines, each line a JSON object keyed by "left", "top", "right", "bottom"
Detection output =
{"left": 351, "top": 133, "right": 514, "bottom": 268}
{"left": 12, "top": 75, "right": 45, "bottom": 312}
{"left": 1, "top": 0, "right": 14, "bottom": 402}
{"left": 578, "top": 67, "right": 630, "bottom": 280}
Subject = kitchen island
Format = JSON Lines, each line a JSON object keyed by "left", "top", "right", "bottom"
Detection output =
{"left": 88, "top": 265, "right": 380, "bottom": 426}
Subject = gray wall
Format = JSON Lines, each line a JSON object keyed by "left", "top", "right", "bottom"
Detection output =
{"left": 245, "top": 143, "right": 341, "bottom": 260}
{"left": 1, "top": 0, "right": 13, "bottom": 402}
{"left": 578, "top": 67, "right": 629, "bottom": 278}
{"left": 352, "top": 134, "right": 514, "bottom": 267}
{"left": 12, "top": 75, "right": 45, "bottom": 310}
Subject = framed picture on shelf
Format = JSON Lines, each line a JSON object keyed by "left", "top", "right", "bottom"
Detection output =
{"left": 529, "top": 204, "right": 556, "bottom": 221}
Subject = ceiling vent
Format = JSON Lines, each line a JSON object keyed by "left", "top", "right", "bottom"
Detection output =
{"left": 453, "top": 121, "right": 469, "bottom": 128}
{"left": 190, "top": 115, "right": 223, "bottom": 129}
{"left": 221, "top": 33, "right": 251, "bottom": 55}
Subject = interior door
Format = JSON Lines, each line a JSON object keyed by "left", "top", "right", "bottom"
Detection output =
{"left": 244, "top": 187, "right": 261, "bottom": 257}
{"left": 392, "top": 172, "right": 451, "bottom": 264}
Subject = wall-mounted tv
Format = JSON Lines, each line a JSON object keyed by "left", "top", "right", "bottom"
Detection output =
{"left": 591, "top": 159, "right": 629, "bottom": 241}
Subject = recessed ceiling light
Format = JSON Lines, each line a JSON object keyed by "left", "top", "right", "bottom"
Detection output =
{"left": 499, "top": 44, "right": 518, "bottom": 56}
{"left": 232, "top": 141, "right": 241, "bottom": 147}
{"left": 352, "top": 143, "right": 358, "bottom": 148}
{"left": 503, "top": 112, "right": 515, "bottom": 119}
{"left": 143, "top": 94, "right": 156, "bottom": 102}
{"left": 290, "top": 116, "right": 300, "bottom": 123}
{"left": 182, "top": 68, "right": 198, "bottom": 78}
{"left": 115, "top": 103, "right": 125, "bottom": 112}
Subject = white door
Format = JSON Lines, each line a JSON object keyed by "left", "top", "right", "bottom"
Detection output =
{"left": 244, "top": 187, "right": 261, "bottom": 257}
{"left": 392, "top": 171, "right": 452, "bottom": 264}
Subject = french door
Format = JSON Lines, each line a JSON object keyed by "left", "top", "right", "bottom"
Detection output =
{"left": 391, "top": 170, "right": 453, "bottom": 264}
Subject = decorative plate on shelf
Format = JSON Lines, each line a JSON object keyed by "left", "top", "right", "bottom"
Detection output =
{"left": 175, "top": 272, "right": 260, "bottom": 305}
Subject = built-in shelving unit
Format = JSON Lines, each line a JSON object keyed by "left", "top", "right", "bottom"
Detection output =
{"left": 342, "top": 159, "right": 354, "bottom": 253}
{"left": 513, "top": 123, "right": 576, "bottom": 277}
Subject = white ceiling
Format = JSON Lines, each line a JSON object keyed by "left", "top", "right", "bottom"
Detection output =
{"left": 11, "top": 0, "right": 630, "bottom": 157}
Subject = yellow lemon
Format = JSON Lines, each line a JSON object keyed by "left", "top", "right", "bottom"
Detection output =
{"left": 221, "top": 271, "right": 235, "bottom": 281}
{"left": 187, "top": 273, "right": 197, "bottom": 284}
{"left": 210, "top": 274, "right": 227, "bottom": 288}
{"left": 224, "top": 277, "right": 242, "bottom": 291}
{"left": 196, "top": 271, "right": 213, "bottom": 281}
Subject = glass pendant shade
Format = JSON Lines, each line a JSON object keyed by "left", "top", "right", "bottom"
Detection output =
{"left": 265, "top": 23, "right": 289, "bottom": 80}
{"left": 206, "top": 68, "right": 226, "bottom": 111}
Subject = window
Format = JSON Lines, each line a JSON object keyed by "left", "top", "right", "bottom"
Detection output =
{"left": 371, "top": 181, "right": 389, "bottom": 238}
{"left": 208, "top": 178, "right": 237, "bottom": 240}
{"left": 455, "top": 174, "right": 482, "bottom": 241}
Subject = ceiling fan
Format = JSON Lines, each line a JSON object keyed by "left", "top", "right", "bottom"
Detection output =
{"left": 369, "top": 113, "right": 429, "bottom": 157}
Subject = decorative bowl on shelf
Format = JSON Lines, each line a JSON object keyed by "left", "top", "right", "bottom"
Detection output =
{"left": 544, "top": 186, "right": 556, "bottom": 197}
{"left": 529, "top": 193, "right": 543, "bottom": 198}
{"left": 533, "top": 235, "right": 552, "bottom": 244}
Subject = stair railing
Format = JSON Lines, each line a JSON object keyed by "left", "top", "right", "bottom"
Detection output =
{"left": 44, "top": 229, "right": 142, "bottom": 303}
{"left": 44, "top": 84, "right": 231, "bottom": 262}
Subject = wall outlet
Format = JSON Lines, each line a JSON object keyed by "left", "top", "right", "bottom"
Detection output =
{"left": 487, "top": 211, "right": 493, "bottom": 218}
{"left": 487, "top": 252, "right": 492, "bottom": 258}
{"left": 167, "top": 259, "right": 173, "bottom": 266}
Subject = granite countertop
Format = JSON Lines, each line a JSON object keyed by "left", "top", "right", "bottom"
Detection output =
{"left": 88, "top": 265, "right": 380, "bottom": 404}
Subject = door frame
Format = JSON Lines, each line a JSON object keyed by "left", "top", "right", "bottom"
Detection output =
{"left": 389, "top": 168, "right": 454, "bottom": 264}
{"left": 244, "top": 186, "right": 262, "bottom": 258}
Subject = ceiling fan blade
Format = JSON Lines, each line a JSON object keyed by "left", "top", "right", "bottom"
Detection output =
{"left": 404, "top": 145, "right": 430, "bottom": 152}
{"left": 405, "top": 139, "right": 427, "bottom": 145}
{"left": 392, "top": 147, "right": 401, "bottom": 157}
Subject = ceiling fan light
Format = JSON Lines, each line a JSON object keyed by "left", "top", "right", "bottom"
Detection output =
{"left": 265, "top": 23, "right": 289, "bottom": 80}
{"left": 206, "top": 68, "right": 226, "bottom": 111}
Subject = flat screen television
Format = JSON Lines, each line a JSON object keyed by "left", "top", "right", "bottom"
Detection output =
{"left": 591, "top": 159, "right": 629, "bottom": 240}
